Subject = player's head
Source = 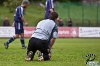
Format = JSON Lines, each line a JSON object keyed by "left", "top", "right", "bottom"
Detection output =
{"left": 21, "top": 0, "right": 29, "bottom": 8}
{"left": 49, "top": 12, "right": 58, "bottom": 21}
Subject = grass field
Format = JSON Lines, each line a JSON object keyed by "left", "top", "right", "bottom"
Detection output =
{"left": 0, "top": 38, "right": 100, "bottom": 66}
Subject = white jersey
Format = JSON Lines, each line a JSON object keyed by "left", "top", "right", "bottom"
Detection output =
{"left": 31, "top": 19, "right": 58, "bottom": 40}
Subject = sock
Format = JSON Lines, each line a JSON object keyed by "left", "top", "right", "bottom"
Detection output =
{"left": 20, "top": 38, "right": 25, "bottom": 47}
{"left": 6, "top": 36, "right": 15, "bottom": 44}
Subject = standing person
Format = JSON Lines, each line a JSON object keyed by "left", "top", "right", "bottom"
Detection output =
{"left": 3, "top": 17, "right": 10, "bottom": 26}
{"left": 25, "top": 12, "right": 58, "bottom": 61}
{"left": 45, "top": 0, "right": 55, "bottom": 46}
{"left": 67, "top": 18, "right": 73, "bottom": 27}
{"left": 4, "top": 0, "right": 29, "bottom": 49}
{"left": 45, "top": 0, "right": 54, "bottom": 19}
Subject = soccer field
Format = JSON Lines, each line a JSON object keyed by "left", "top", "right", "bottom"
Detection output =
{"left": 0, "top": 38, "right": 100, "bottom": 66}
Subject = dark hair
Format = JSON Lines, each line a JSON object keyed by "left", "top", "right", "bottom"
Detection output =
{"left": 49, "top": 12, "right": 58, "bottom": 21}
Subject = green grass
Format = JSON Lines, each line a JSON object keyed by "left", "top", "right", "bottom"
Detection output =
{"left": 0, "top": 38, "right": 100, "bottom": 66}
{"left": 0, "top": 4, "right": 45, "bottom": 26}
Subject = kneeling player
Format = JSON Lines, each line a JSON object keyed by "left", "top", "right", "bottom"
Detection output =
{"left": 25, "top": 12, "right": 58, "bottom": 61}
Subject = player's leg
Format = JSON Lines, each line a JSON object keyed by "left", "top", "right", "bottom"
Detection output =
{"left": 25, "top": 37, "right": 37, "bottom": 61}
{"left": 44, "top": 11, "right": 50, "bottom": 19}
{"left": 4, "top": 34, "right": 19, "bottom": 49}
{"left": 4, "top": 25, "right": 20, "bottom": 49}
{"left": 37, "top": 40, "right": 51, "bottom": 61}
{"left": 19, "top": 23, "right": 26, "bottom": 49}
{"left": 38, "top": 49, "right": 51, "bottom": 61}
{"left": 40, "top": 48, "right": 51, "bottom": 61}
{"left": 20, "top": 33, "right": 26, "bottom": 49}
{"left": 47, "top": 36, "right": 53, "bottom": 56}
{"left": 37, "top": 36, "right": 52, "bottom": 61}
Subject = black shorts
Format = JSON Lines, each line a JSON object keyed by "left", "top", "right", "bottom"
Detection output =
{"left": 27, "top": 37, "right": 49, "bottom": 59}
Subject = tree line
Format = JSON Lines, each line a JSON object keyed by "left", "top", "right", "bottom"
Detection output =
{"left": 0, "top": 0, "right": 80, "bottom": 4}
{"left": 1, "top": 0, "right": 80, "bottom": 13}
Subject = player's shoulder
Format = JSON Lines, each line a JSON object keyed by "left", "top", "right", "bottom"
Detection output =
{"left": 17, "top": 6, "right": 23, "bottom": 9}
{"left": 46, "top": 19, "right": 54, "bottom": 22}
{"left": 39, "top": 19, "right": 55, "bottom": 24}
{"left": 40, "top": 19, "right": 52, "bottom": 22}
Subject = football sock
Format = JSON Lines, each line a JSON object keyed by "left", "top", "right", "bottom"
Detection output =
{"left": 20, "top": 38, "right": 25, "bottom": 47}
{"left": 6, "top": 36, "right": 15, "bottom": 44}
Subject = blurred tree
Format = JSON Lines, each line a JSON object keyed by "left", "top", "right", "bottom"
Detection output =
{"left": 69, "top": 0, "right": 80, "bottom": 2}
{"left": 3, "top": 0, "right": 22, "bottom": 13}
{"left": 55, "top": 0, "right": 68, "bottom": 2}
{"left": 1, "top": 0, "right": 80, "bottom": 4}
{"left": 0, "top": 0, "right": 6, "bottom": 5}
{"left": 29, "top": 0, "right": 80, "bottom": 2}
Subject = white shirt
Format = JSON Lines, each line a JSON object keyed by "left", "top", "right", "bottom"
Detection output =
{"left": 31, "top": 19, "right": 58, "bottom": 40}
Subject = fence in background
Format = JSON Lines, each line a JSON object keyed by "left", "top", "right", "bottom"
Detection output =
{"left": 55, "top": 2, "right": 100, "bottom": 27}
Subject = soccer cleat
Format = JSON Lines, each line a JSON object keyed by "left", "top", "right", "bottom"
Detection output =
{"left": 48, "top": 49, "right": 52, "bottom": 58}
{"left": 22, "top": 46, "right": 27, "bottom": 49}
{"left": 4, "top": 43, "right": 9, "bottom": 49}
{"left": 37, "top": 51, "right": 44, "bottom": 61}
{"left": 25, "top": 51, "right": 33, "bottom": 61}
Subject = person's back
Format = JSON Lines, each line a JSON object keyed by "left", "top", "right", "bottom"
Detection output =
{"left": 32, "top": 19, "right": 56, "bottom": 40}
{"left": 58, "top": 18, "right": 64, "bottom": 27}
{"left": 67, "top": 18, "right": 72, "bottom": 27}
{"left": 68, "top": 21, "right": 72, "bottom": 27}
{"left": 3, "top": 17, "right": 10, "bottom": 26}
{"left": 14, "top": 6, "right": 23, "bottom": 23}
{"left": 58, "top": 22, "right": 63, "bottom": 27}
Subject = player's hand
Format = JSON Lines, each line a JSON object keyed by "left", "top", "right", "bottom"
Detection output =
{"left": 24, "top": 22, "right": 28, "bottom": 26}
{"left": 12, "top": 23, "right": 14, "bottom": 27}
{"left": 57, "top": 18, "right": 59, "bottom": 21}
{"left": 48, "top": 49, "right": 52, "bottom": 58}
{"left": 49, "top": 46, "right": 51, "bottom": 50}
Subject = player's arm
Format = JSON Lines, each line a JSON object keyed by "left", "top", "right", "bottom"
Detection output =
{"left": 49, "top": 25, "right": 58, "bottom": 50}
{"left": 20, "top": 7, "right": 28, "bottom": 26}
{"left": 50, "top": 8, "right": 54, "bottom": 13}
{"left": 49, "top": 0, "right": 54, "bottom": 13}
{"left": 21, "top": 17, "right": 28, "bottom": 26}
{"left": 12, "top": 22, "right": 14, "bottom": 27}
{"left": 49, "top": 38, "right": 56, "bottom": 49}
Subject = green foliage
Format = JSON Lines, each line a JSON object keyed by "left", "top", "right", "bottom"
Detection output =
{"left": 0, "top": 17, "right": 4, "bottom": 26}
{"left": 26, "top": 0, "right": 80, "bottom": 2}
{"left": 0, "top": 0, "right": 80, "bottom": 5}
{"left": 3, "top": 0, "right": 22, "bottom": 13}
{"left": 0, "top": 0, "right": 6, "bottom": 5}
{"left": 0, "top": 38, "right": 100, "bottom": 66}
{"left": 68, "top": 0, "right": 80, "bottom": 2}
{"left": 54, "top": 0, "right": 68, "bottom": 2}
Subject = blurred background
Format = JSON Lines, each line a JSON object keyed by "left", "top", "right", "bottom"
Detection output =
{"left": 0, "top": 0, "right": 100, "bottom": 27}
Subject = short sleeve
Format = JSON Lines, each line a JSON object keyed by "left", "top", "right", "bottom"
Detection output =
{"left": 52, "top": 24, "right": 58, "bottom": 38}
{"left": 19, "top": 7, "right": 23, "bottom": 17}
